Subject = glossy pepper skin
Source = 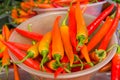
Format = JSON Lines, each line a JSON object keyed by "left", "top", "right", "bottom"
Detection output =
{"left": 75, "top": 2, "right": 88, "bottom": 51}
{"left": 87, "top": 16, "right": 113, "bottom": 52}
{"left": 98, "top": 4, "right": 120, "bottom": 50}
{"left": 1, "top": 40, "right": 40, "bottom": 70}
{"left": 60, "top": 13, "right": 74, "bottom": 66}
{"left": 68, "top": 5, "right": 77, "bottom": 50}
{"left": 87, "top": 4, "right": 114, "bottom": 36}
{"left": 89, "top": 4, "right": 120, "bottom": 64}
{"left": 51, "top": 16, "right": 64, "bottom": 65}
{"left": 15, "top": 28, "right": 43, "bottom": 41}
{"left": 39, "top": 31, "right": 52, "bottom": 69}
{"left": 14, "top": 42, "right": 39, "bottom": 64}
{"left": 111, "top": 46, "right": 120, "bottom": 80}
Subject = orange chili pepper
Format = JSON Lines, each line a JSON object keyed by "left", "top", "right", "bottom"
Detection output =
{"left": 43, "top": 0, "right": 50, "bottom": 3}
{"left": 39, "top": 31, "right": 52, "bottom": 69}
{"left": 14, "top": 18, "right": 29, "bottom": 24}
{"left": 27, "top": 9, "right": 37, "bottom": 16}
{"left": 81, "top": 45, "right": 93, "bottom": 66}
{"left": 13, "top": 64, "right": 20, "bottom": 80}
{"left": 21, "top": 0, "right": 35, "bottom": 10}
{"left": 11, "top": 8, "right": 18, "bottom": 19}
{"left": 36, "top": 3, "right": 54, "bottom": 8}
{"left": 2, "top": 24, "right": 11, "bottom": 41}
{"left": 75, "top": 2, "right": 88, "bottom": 51}
{"left": 18, "top": 9, "right": 29, "bottom": 17}
{"left": 9, "top": 28, "right": 15, "bottom": 35}
{"left": 47, "top": 60, "right": 59, "bottom": 71}
{"left": 60, "top": 13, "right": 74, "bottom": 66}
{"left": 87, "top": 16, "right": 113, "bottom": 52}
{"left": 52, "top": 16, "right": 64, "bottom": 66}
{"left": 1, "top": 48, "right": 10, "bottom": 76}
{"left": 0, "top": 34, "right": 6, "bottom": 57}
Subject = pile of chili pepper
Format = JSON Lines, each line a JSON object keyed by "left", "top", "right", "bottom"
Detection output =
{"left": 0, "top": 24, "right": 21, "bottom": 80}
{"left": 2, "top": 2, "right": 120, "bottom": 79}
{"left": 111, "top": 4, "right": 120, "bottom": 80}
{"left": 10, "top": 0, "right": 105, "bottom": 25}
{"left": 11, "top": 0, "right": 37, "bottom": 25}
{"left": 33, "top": 0, "right": 103, "bottom": 9}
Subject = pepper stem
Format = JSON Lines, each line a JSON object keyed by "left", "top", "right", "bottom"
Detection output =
{"left": 14, "top": 51, "right": 34, "bottom": 64}
{"left": 27, "top": 24, "right": 36, "bottom": 45}
{"left": 74, "top": 54, "right": 84, "bottom": 70}
{"left": 106, "top": 43, "right": 119, "bottom": 52}
{"left": 95, "top": 49, "right": 106, "bottom": 62}
{"left": 62, "top": 13, "right": 68, "bottom": 26}
{"left": 71, "top": 64, "right": 83, "bottom": 68}
{"left": 27, "top": 24, "right": 32, "bottom": 32}
{"left": 87, "top": 62, "right": 94, "bottom": 67}
{"left": 117, "top": 45, "right": 120, "bottom": 53}
{"left": 54, "top": 54, "right": 62, "bottom": 66}
{"left": 40, "top": 50, "right": 48, "bottom": 70}
{"left": 110, "top": 11, "right": 116, "bottom": 19}
{"left": 76, "top": 35, "right": 85, "bottom": 50}
{"left": 64, "top": 67, "right": 71, "bottom": 73}
{"left": 70, "top": 0, "right": 75, "bottom": 7}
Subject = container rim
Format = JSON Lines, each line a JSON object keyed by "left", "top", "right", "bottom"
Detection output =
{"left": 33, "top": 1, "right": 107, "bottom": 12}
{"left": 9, "top": 11, "right": 117, "bottom": 79}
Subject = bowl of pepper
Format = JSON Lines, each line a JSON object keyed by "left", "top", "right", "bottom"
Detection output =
{"left": 5, "top": 3, "right": 119, "bottom": 80}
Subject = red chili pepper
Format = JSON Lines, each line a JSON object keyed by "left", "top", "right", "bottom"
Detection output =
{"left": 111, "top": 45, "right": 120, "bottom": 80}
{"left": 68, "top": 4, "right": 77, "bottom": 50}
{"left": 83, "top": 63, "right": 91, "bottom": 69}
{"left": 0, "top": 40, "right": 40, "bottom": 70}
{"left": 98, "top": 4, "right": 120, "bottom": 50}
{"left": 15, "top": 28, "right": 43, "bottom": 41}
{"left": 61, "top": 56, "right": 69, "bottom": 63}
{"left": 54, "top": 67, "right": 64, "bottom": 78}
{"left": 7, "top": 41, "right": 32, "bottom": 51}
{"left": 87, "top": 4, "right": 114, "bottom": 36}
{"left": 44, "top": 66, "right": 53, "bottom": 73}
{"left": 71, "top": 66, "right": 80, "bottom": 72}
{"left": 90, "top": 4, "right": 120, "bottom": 63}
{"left": 52, "top": 2, "right": 62, "bottom": 8}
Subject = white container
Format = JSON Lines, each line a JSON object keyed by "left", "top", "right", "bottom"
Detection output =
{"left": 8, "top": 11, "right": 117, "bottom": 80}
{"left": 0, "top": 69, "right": 37, "bottom": 80}
{"left": 33, "top": 1, "right": 107, "bottom": 17}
